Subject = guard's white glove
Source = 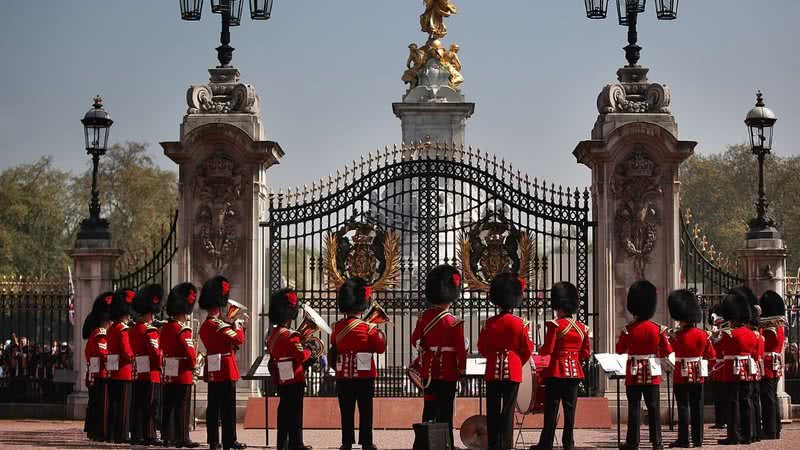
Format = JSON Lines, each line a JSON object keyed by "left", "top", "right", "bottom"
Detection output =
{"left": 234, "top": 319, "right": 246, "bottom": 330}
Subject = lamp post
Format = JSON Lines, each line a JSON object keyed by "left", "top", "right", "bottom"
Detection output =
{"left": 76, "top": 96, "right": 114, "bottom": 241}
{"left": 745, "top": 91, "right": 780, "bottom": 240}
{"left": 179, "top": 0, "right": 274, "bottom": 68}
{"left": 584, "top": 0, "right": 679, "bottom": 66}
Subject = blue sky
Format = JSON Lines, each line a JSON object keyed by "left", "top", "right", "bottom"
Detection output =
{"left": 0, "top": 1, "right": 798, "bottom": 190}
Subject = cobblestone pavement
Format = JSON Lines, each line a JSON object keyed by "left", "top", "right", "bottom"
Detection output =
{"left": 0, "top": 421, "right": 796, "bottom": 449}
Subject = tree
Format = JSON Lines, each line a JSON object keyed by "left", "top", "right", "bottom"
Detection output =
{"left": 680, "top": 144, "right": 800, "bottom": 270}
{"left": 0, "top": 158, "right": 73, "bottom": 275}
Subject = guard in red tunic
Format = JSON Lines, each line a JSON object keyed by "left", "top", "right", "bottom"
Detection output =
{"left": 160, "top": 283, "right": 200, "bottom": 449}
{"left": 330, "top": 277, "right": 386, "bottom": 450}
{"left": 747, "top": 296, "right": 765, "bottom": 442}
{"left": 267, "top": 288, "right": 312, "bottom": 450}
{"left": 708, "top": 305, "right": 728, "bottom": 430}
{"left": 199, "top": 275, "right": 247, "bottom": 450}
{"left": 615, "top": 280, "right": 672, "bottom": 450}
{"left": 83, "top": 292, "right": 113, "bottom": 442}
{"left": 478, "top": 272, "right": 534, "bottom": 450}
{"left": 129, "top": 284, "right": 164, "bottom": 446}
{"left": 666, "top": 289, "right": 715, "bottom": 448}
{"left": 106, "top": 288, "right": 135, "bottom": 443}
{"left": 410, "top": 265, "right": 466, "bottom": 446}
{"left": 716, "top": 287, "right": 758, "bottom": 445}
{"left": 532, "top": 281, "right": 591, "bottom": 450}
{"left": 759, "top": 290, "right": 786, "bottom": 439}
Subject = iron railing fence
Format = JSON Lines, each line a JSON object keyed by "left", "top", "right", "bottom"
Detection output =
{"left": 113, "top": 210, "right": 179, "bottom": 292}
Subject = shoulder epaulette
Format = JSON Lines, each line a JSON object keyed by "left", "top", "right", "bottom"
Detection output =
{"left": 120, "top": 323, "right": 130, "bottom": 331}
{"left": 706, "top": 330, "right": 713, "bottom": 338}
{"left": 212, "top": 317, "right": 230, "bottom": 330}
{"left": 146, "top": 324, "right": 159, "bottom": 332}
{"left": 96, "top": 328, "right": 107, "bottom": 336}
{"left": 180, "top": 325, "right": 192, "bottom": 334}
{"left": 522, "top": 319, "right": 530, "bottom": 329}
{"left": 367, "top": 322, "right": 378, "bottom": 332}
{"left": 546, "top": 319, "right": 559, "bottom": 327}
{"left": 764, "top": 327, "right": 778, "bottom": 335}
{"left": 451, "top": 317, "right": 464, "bottom": 327}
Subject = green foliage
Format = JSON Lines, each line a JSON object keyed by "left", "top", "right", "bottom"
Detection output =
{"left": 680, "top": 144, "right": 800, "bottom": 269}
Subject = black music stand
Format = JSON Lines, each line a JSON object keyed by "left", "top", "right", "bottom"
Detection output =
{"left": 243, "top": 355, "right": 272, "bottom": 447}
{"left": 594, "top": 353, "right": 626, "bottom": 448}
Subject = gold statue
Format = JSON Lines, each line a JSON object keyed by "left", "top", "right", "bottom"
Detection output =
{"left": 420, "top": 0, "right": 458, "bottom": 40}
{"left": 443, "top": 43, "right": 463, "bottom": 88}
{"left": 402, "top": 43, "right": 427, "bottom": 89}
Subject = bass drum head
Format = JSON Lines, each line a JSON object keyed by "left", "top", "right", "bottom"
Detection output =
{"left": 459, "top": 414, "right": 488, "bottom": 450}
{"left": 515, "top": 359, "right": 534, "bottom": 413}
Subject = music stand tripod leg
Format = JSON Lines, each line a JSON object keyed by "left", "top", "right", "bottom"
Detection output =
{"left": 616, "top": 377, "right": 621, "bottom": 448}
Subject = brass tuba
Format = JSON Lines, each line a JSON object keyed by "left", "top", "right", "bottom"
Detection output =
{"left": 297, "top": 303, "right": 332, "bottom": 358}
{"left": 363, "top": 300, "right": 390, "bottom": 325}
{"left": 225, "top": 299, "right": 250, "bottom": 325}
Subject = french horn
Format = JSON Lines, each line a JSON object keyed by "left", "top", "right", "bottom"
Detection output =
{"left": 297, "top": 303, "right": 332, "bottom": 358}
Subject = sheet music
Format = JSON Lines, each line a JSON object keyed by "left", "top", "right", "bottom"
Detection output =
{"left": 465, "top": 357, "right": 486, "bottom": 376}
{"left": 594, "top": 353, "right": 627, "bottom": 376}
{"left": 661, "top": 353, "right": 676, "bottom": 372}
{"left": 253, "top": 356, "right": 271, "bottom": 377}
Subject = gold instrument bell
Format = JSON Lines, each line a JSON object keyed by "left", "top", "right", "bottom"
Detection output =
{"left": 297, "top": 303, "right": 332, "bottom": 358}
{"left": 225, "top": 299, "right": 250, "bottom": 325}
{"left": 363, "top": 300, "right": 390, "bottom": 325}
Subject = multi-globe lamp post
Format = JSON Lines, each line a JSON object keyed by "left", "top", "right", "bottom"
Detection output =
{"left": 76, "top": 96, "right": 114, "bottom": 241}
{"left": 179, "top": 0, "right": 274, "bottom": 67}
{"left": 744, "top": 91, "right": 780, "bottom": 240}
{"left": 584, "top": 0, "right": 680, "bottom": 66}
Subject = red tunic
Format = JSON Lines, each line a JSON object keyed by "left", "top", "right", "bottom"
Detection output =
{"left": 615, "top": 320, "right": 672, "bottom": 386}
{"left": 330, "top": 317, "right": 386, "bottom": 379}
{"left": 751, "top": 328, "right": 765, "bottom": 382}
{"left": 130, "top": 322, "right": 162, "bottom": 383}
{"left": 762, "top": 324, "right": 785, "bottom": 379}
{"left": 160, "top": 320, "right": 196, "bottom": 385}
{"left": 266, "top": 326, "right": 311, "bottom": 385}
{"left": 538, "top": 317, "right": 591, "bottom": 379}
{"left": 199, "top": 317, "right": 245, "bottom": 382}
{"left": 410, "top": 307, "right": 467, "bottom": 382}
{"left": 668, "top": 326, "right": 716, "bottom": 384}
{"left": 107, "top": 322, "right": 134, "bottom": 381}
{"left": 85, "top": 327, "right": 109, "bottom": 385}
{"left": 477, "top": 311, "right": 534, "bottom": 382}
{"left": 716, "top": 326, "right": 759, "bottom": 383}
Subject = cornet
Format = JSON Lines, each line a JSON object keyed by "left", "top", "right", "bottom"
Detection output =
{"left": 225, "top": 299, "right": 250, "bottom": 326}
{"left": 363, "top": 300, "right": 390, "bottom": 325}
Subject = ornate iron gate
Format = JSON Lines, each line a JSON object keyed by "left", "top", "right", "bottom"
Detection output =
{"left": 262, "top": 142, "right": 596, "bottom": 396}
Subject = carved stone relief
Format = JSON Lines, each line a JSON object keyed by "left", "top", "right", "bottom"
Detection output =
{"left": 612, "top": 147, "right": 662, "bottom": 280}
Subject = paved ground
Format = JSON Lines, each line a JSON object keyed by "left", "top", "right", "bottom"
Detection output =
{"left": 0, "top": 421, "right": 796, "bottom": 449}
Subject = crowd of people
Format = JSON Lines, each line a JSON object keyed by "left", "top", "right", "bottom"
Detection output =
{"left": 0, "top": 334, "right": 73, "bottom": 402}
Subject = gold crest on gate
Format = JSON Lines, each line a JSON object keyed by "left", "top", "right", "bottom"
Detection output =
{"left": 323, "top": 222, "right": 400, "bottom": 292}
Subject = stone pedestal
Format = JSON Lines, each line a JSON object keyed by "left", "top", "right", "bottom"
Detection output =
{"left": 574, "top": 66, "right": 696, "bottom": 393}
{"left": 66, "top": 243, "right": 122, "bottom": 419}
{"left": 161, "top": 67, "right": 283, "bottom": 397}
{"left": 738, "top": 236, "right": 792, "bottom": 421}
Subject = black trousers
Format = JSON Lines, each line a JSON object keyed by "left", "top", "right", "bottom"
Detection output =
{"left": 161, "top": 383, "right": 192, "bottom": 444}
{"left": 422, "top": 380, "right": 457, "bottom": 446}
{"left": 84, "top": 379, "right": 109, "bottom": 439}
{"left": 106, "top": 379, "right": 131, "bottom": 443}
{"left": 711, "top": 381, "right": 727, "bottom": 426}
{"left": 625, "top": 384, "right": 662, "bottom": 447}
{"left": 674, "top": 383, "right": 703, "bottom": 444}
{"left": 130, "top": 380, "right": 161, "bottom": 442}
{"left": 723, "top": 381, "right": 753, "bottom": 442}
{"left": 486, "top": 380, "right": 519, "bottom": 450}
{"left": 537, "top": 377, "right": 580, "bottom": 450}
{"left": 336, "top": 379, "right": 376, "bottom": 447}
{"left": 751, "top": 381, "right": 762, "bottom": 439}
{"left": 760, "top": 378, "right": 781, "bottom": 437}
{"left": 277, "top": 382, "right": 306, "bottom": 449}
{"left": 207, "top": 381, "right": 239, "bottom": 447}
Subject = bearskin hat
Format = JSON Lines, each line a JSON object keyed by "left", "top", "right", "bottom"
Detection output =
{"left": 550, "top": 281, "right": 579, "bottom": 314}
{"left": 111, "top": 288, "right": 135, "bottom": 320}
{"left": 425, "top": 265, "right": 461, "bottom": 306}
{"left": 626, "top": 280, "right": 657, "bottom": 320}
{"left": 269, "top": 288, "right": 301, "bottom": 325}
{"left": 760, "top": 290, "right": 786, "bottom": 318}
{"left": 199, "top": 275, "right": 231, "bottom": 310}
{"left": 90, "top": 291, "right": 114, "bottom": 324}
{"left": 82, "top": 314, "right": 96, "bottom": 339}
{"left": 166, "top": 282, "right": 198, "bottom": 317}
{"left": 721, "top": 287, "right": 753, "bottom": 325}
{"left": 489, "top": 272, "right": 524, "bottom": 310}
{"left": 132, "top": 284, "right": 164, "bottom": 316}
{"left": 667, "top": 289, "right": 702, "bottom": 324}
{"left": 337, "top": 277, "right": 370, "bottom": 314}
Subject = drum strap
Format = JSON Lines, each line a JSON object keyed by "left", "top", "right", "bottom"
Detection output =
{"left": 422, "top": 309, "right": 452, "bottom": 342}
{"left": 266, "top": 328, "right": 290, "bottom": 353}
{"left": 557, "top": 318, "right": 584, "bottom": 341}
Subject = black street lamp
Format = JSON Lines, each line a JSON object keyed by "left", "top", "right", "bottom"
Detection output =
{"left": 77, "top": 96, "right": 114, "bottom": 241}
{"left": 744, "top": 91, "right": 780, "bottom": 240}
{"left": 584, "top": 0, "right": 679, "bottom": 66}
{"left": 179, "top": 0, "right": 274, "bottom": 68}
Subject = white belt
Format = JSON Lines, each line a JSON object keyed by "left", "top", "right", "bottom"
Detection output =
{"left": 765, "top": 352, "right": 782, "bottom": 358}
{"left": 629, "top": 354, "right": 656, "bottom": 360}
{"left": 723, "top": 355, "right": 750, "bottom": 360}
{"left": 675, "top": 357, "right": 702, "bottom": 362}
{"left": 428, "top": 346, "right": 455, "bottom": 352}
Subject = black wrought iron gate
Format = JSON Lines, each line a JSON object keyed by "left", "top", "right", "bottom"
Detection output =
{"left": 261, "top": 142, "right": 596, "bottom": 396}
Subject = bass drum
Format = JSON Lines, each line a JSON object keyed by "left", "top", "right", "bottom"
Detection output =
{"left": 515, "top": 356, "right": 548, "bottom": 415}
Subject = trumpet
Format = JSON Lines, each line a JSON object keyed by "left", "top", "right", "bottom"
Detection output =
{"left": 225, "top": 299, "right": 250, "bottom": 326}
{"left": 363, "top": 300, "right": 390, "bottom": 325}
{"left": 297, "top": 304, "right": 332, "bottom": 359}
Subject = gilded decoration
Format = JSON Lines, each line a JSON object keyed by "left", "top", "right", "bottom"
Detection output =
{"left": 194, "top": 153, "right": 241, "bottom": 275}
{"left": 458, "top": 212, "right": 534, "bottom": 292}
{"left": 324, "top": 222, "right": 400, "bottom": 292}
{"left": 402, "top": 0, "right": 463, "bottom": 91}
{"left": 612, "top": 148, "right": 662, "bottom": 280}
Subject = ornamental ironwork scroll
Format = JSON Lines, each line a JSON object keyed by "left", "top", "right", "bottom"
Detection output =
{"left": 323, "top": 221, "right": 400, "bottom": 292}
{"left": 457, "top": 211, "right": 535, "bottom": 292}
{"left": 612, "top": 148, "right": 662, "bottom": 280}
